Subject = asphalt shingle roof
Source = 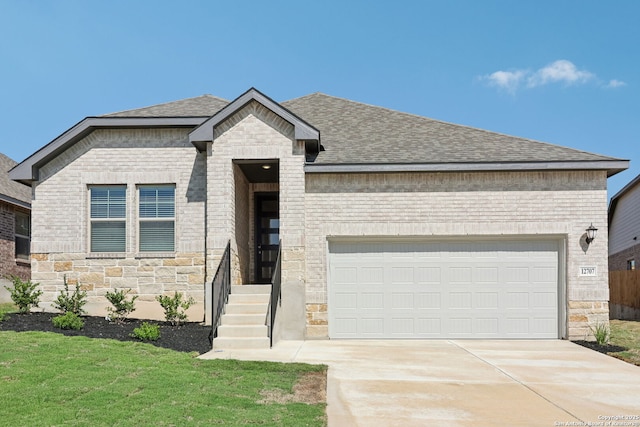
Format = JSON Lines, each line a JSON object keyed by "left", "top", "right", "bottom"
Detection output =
{"left": 282, "top": 93, "right": 615, "bottom": 164}
{"left": 104, "top": 94, "right": 229, "bottom": 117}
{"left": 0, "top": 154, "right": 31, "bottom": 206}
{"left": 102, "top": 91, "right": 620, "bottom": 165}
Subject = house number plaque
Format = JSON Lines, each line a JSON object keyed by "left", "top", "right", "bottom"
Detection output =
{"left": 579, "top": 266, "right": 597, "bottom": 276}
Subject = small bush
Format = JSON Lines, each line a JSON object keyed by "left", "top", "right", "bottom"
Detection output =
{"left": 590, "top": 321, "right": 610, "bottom": 345}
{"left": 4, "top": 276, "right": 42, "bottom": 313}
{"left": 130, "top": 322, "right": 160, "bottom": 341}
{"left": 52, "top": 312, "right": 84, "bottom": 330}
{"left": 105, "top": 288, "right": 138, "bottom": 322}
{"left": 156, "top": 292, "right": 195, "bottom": 326}
{"left": 53, "top": 276, "right": 87, "bottom": 315}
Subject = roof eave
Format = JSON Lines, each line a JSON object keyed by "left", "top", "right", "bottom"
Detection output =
{"left": 0, "top": 194, "right": 31, "bottom": 210}
{"left": 304, "top": 160, "right": 630, "bottom": 175}
{"left": 9, "top": 116, "right": 207, "bottom": 184}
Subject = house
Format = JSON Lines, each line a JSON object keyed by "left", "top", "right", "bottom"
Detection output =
{"left": 10, "top": 88, "right": 628, "bottom": 344}
{"left": 609, "top": 173, "right": 640, "bottom": 271}
{"left": 608, "top": 173, "right": 640, "bottom": 319}
{"left": 0, "top": 153, "right": 31, "bottom": 284}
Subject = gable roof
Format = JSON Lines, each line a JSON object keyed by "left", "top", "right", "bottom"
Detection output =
{"left": 608, "top": 172, "right": 640, "bottom": 227}
{"left": 189, "top": 88, "right": 319, "bottom": 153}
{"left": 0, "top": 154, "right": 31, "bottom": 208}
{"left": 10, "top": 88, "right": 628, "bottom": 185}
{"left": 282, "top": 93, "right": 627, "bottom": 175}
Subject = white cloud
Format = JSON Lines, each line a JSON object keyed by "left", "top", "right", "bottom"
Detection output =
{"left": 606, "top": 79, "right": 627, "bottom": 88}
{"left": 480, "top": 59, "right": 624, "bottom": 93}
{"left": 483, "top": 70, "right": 527, "bottom": 94}
{"left": 527, "top": 60, "right": 594, "bottom": 87}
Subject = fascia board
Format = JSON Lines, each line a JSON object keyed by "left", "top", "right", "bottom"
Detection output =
{"left": 304, "top": 160, "right": 630, "bottom": 175}
{"left": 9, "top": 117, "right": 206, "bottom": 183}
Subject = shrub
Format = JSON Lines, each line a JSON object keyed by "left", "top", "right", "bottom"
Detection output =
{"left": 52, "top": 312, "right": 84, "bottom": 330}
{"left": 53, "top": 276, "right": 87, "bottom": 315}
{"left": 105, "top": 288, "right": 138, "bottom": 322}
{"left": 4, "top": 276, "right": 42, "bottom": 313}
{"left": 156, "top": 292, "right": 195, "bottom": 326}
{"left": 590, "top": 321, "right": 610, "bottom": 345}
{"left": 130, "top": 322, "right": 160, "bottom": 341}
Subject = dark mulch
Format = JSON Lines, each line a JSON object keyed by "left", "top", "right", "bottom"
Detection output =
{"left": 0, "top": 311, "right": 213, "bottom": 354}
{"left": 574, "top": 340, "right": 627, "bottom": 354}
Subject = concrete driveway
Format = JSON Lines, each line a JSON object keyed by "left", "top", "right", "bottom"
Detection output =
{"left": 201, "top": 340, "right": 640, "bottom": 426}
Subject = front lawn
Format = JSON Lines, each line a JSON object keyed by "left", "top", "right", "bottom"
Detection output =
{"left": 0, "top": 331, "right": 326, "bottom": 426}
{"left": 609, "top": 319, "right": 640, "bottom": 366}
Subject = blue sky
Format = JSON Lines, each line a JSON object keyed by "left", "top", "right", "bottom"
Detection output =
{"left": 1, "top": 0, "right": 637, "bottom": 198}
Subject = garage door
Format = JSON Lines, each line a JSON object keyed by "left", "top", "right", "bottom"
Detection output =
{"left": 328, "top": 240, "right": 560, "bottom": 339}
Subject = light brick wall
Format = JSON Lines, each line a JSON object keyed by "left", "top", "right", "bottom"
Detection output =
{"left": 304, "top": 170, "right": 609, "bottom": 340}
{"left": 30, "top": 128, "right": 206, "bottom": 320}
{"left": 204, "top": 101, "right": 307, "bottom": 338}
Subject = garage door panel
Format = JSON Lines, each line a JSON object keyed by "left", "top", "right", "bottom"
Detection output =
{"left": 329, "top": 240, "right": 559, "bottom": 339}
{"left": 415, "top": 293, "right": 441, "bottom": 309}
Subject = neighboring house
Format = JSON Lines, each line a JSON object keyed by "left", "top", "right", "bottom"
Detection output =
{"left": 609, "top": 173, "right": 640, "bottom": 271}
{"left": 0, "top": 153, "right": 31, "bottom": 281}
{"left": 10, "top": 88, "right": 628, "bottom": 344}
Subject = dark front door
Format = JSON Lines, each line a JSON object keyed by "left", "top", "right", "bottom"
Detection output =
{"left": 255, "top": 193, "right": 279, "bottom": 283}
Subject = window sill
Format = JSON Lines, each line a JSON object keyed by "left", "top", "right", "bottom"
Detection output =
{"left": 15, "top": 258, "right": 31, "bottom": 266}
{"left": 135, "top": 252, "right": 175, "bottom": 259}
{"left": 86, "top": 253, "right": 127, "bottom": 259}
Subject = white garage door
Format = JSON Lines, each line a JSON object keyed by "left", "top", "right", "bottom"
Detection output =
{"left": 328, "top": 240, "right": 560, "bottom": 339}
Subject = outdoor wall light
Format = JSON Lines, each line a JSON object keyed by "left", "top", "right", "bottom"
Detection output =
{"left": 586, "top": 223, "right": 598, "bottom": 244}
{"left": 261, "top": 164, "right": 272, "bottom": 170}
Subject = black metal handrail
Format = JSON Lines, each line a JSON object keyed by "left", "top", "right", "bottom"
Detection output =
{"left": 210, "top": 241, "right": 231, "bottom": 345}
{"left": 268, "top": 241, "right": 282, "bottom": 348}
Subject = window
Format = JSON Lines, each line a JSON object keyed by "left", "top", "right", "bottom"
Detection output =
{"left": 628, "top": 259, "right": 636, "bottom": 271}
{"left": 14, "top": 211, "right": 30, "bottom": 260}
{"left": 139, "top": 186, "right": 175, "bottom": 252}
{"left": 90, "top": 186, "right": 126, "bottom": 252}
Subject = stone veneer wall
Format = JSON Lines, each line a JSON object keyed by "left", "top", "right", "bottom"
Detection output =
{"left": 29, "top": 128, "right": 206, "bottom": 320}
{"left": 304, "top": 170, "right": 610, "bottom": 340}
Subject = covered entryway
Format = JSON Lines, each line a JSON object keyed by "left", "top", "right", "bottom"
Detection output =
{"left": 328, "top": 239, "right": 562, "bottom": 339}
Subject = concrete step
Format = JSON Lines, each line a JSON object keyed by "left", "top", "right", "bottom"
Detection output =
{"left": 217, "top": 324, "right": 268, "bottom": 338}
{"left": 212, "top": 336, "right": 270, "bottom": 350}
{"left": 231, "top": 284, "right": 271, "bottom": 295}
{"left": 228, "top": 293, "right": 270, "bottom": 304}
{"left": 224, "top": 302, "right": 269, "bottom": 315}
{"left": 220, "top": 313, "right": 266, "bottom": 325}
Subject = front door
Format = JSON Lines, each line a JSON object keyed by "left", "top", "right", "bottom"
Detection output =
{"left": 255, "top": 193, "right": 279, "bottom": 283}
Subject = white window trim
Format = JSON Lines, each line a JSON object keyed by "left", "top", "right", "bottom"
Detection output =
{"left": 88, "top": 185, "right": 127, "bottom": 254}
{"left": 136, "top": 184, "right": 176, "bottom": 254}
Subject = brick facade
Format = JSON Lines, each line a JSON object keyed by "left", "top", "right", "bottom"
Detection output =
{"left": 24, "top": 99, "right": 611, "bottom": 341}
{"left": 0, "top": 201, "right": 30, "bottom": 280}
{"left": 30, "top": 128, "right": 206, "bottom": 320}
{"left": 304, "top": 170, "right": 609, "bottom": 340}
{"left": 609, "top": 243, "right": 640, "bottom": 271}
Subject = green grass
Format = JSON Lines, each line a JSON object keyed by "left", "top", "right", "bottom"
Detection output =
{"left": 609, "top": 320, "right": 640, "bottom": 366}
{"left": 0, "top": 331, "right": 326, "bottom": 426}
{"left": 0, "top": 302, "right": 17, "bottom": 321}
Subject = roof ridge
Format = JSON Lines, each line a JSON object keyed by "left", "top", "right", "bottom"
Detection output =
{"left": 102, "top": 94, "right": 229, "bottom": 117}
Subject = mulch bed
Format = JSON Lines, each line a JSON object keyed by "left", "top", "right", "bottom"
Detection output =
{"left": 574, "top": 341, "right": 627, "bottom": 354}
{"left": 0, "top": 311, "right": 213, "bottom": 354}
